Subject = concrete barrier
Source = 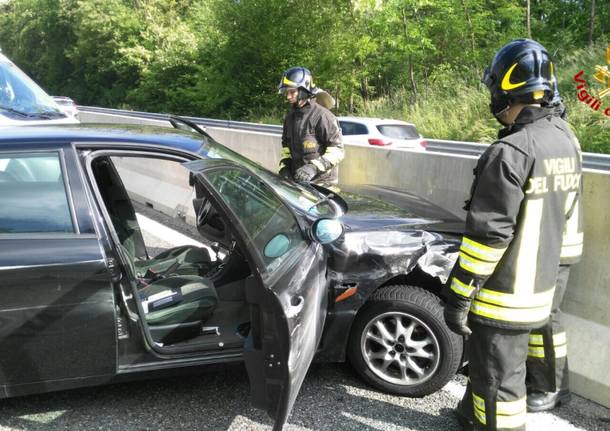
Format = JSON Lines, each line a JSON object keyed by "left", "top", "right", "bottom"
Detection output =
{"left": 562, "top": 171, "right": 610, "bottom": 408}
{"left": 80, "top": 110, "right": 610, "bottom": 409}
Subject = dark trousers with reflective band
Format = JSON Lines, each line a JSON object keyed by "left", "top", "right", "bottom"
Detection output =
{"left": 459, "top": 322, "right": 529, "bottom": 430}
{"left": 526, "top": 265, "right": 570, "bottom": 393}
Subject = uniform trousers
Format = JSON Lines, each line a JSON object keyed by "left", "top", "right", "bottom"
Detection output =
{"left": 526, "top": 265, "right": 570, "bottom": 393}
{"left": 458, "top": 321, "right": 529, "bottom": 431}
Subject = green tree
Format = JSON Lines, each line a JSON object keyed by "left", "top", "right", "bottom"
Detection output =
{"left": 0, "top": 0, "right": 76, "bottom": 96}
{"left": 0, "top": 0, "right": 608, "bottom": 151}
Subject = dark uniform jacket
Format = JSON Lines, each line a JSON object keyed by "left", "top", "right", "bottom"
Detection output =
{"left": 446, "top": 106, "right": 583, "bottom": 330}
{"left": 279, "top": 99, "right": 344, "bottom": 185}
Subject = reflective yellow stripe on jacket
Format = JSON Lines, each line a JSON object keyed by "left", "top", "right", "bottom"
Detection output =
{"left": 321, "top": 145, "right": 344, "bottom": 166}
{"left": 461, "top": 237, "right": 507, "bottom": 261}
{"left": 561, "top": 191, "right": 583, "bottom": 259}
{"left": 471, "top": 287, "right": 555, "bottom": 324}
{"left": 450, "top": 277, "right": 476, "bottom": 298}
{"left": 458, "top": 237, "right": 507, "bottom": 276}
{"left": 310, "top": 158, "right": 326, "bottom": 172}
{"left": 279, "top": 147, "right": 291, "bottom": 169}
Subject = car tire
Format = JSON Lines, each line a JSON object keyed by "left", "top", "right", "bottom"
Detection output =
{"left": 348, "top": 284, "right": 463, "bottom": 397}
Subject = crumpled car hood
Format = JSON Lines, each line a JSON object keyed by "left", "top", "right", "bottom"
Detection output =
{"left": 330, "top": 229, "right": 459, "bottom": 284}
{"left": 337, "top": 184, "right": 465, "bottom": 235}
{"left": 323, "top": 184, "right": 464, "bottom": 285}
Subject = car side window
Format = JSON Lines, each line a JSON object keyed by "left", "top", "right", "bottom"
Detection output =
{"left": 0, "top": 152, "right": 74, "bottom": 234}
{"left": 204, "top": 168, "right": 306, "bottom": 272}
{"left": 339, "top": 121, "right": 368, "bottom": 136}
{"left": 376, "top": 124, "right": 420, "bottom": 139}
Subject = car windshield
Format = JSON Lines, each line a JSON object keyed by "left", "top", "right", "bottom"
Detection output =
{"left": 0, "top": 57, "right": 65, "bottom": 118}
{"left": 377, "top": 124, "right": 419, "bottom": 140}
{"left": 196, "top": 140, "right": 337, "bottom": 217}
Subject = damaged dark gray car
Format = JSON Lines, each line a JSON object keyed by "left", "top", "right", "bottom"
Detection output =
{"left": 0, "top": 119, "right": 463, "bottom": 430}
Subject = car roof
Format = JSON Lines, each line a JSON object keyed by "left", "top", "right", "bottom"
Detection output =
{"left": 0, "top": 123, "right": 208, "bottom": 155}
{"left": 337, "top": 116, "right": 416, "bottom": 127}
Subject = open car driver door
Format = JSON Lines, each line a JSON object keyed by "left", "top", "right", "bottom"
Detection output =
{"left": 184, "top": 159, "right": 329, "bottom": 430}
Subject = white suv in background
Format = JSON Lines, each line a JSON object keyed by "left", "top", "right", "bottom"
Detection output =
{"left": 338, "top": 116, "right": 427, "bottom": 151}
{"left": 0, "top": 52, "right": 79, "bottom": 126}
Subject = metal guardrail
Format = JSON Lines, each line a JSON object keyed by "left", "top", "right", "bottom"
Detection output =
{"left": 579, "top": 152, "right": 610, "bottom": 171}
{"left": 79, "top": 106, "right": 610, "bottom": 172}
{"left": 79, "top": 106, "right": 284, "bottom": 134}
{"left": 426, "top": 139, "right": 610, "bottom": 172}
{"left": 425, "top": 140, "right": 488, "bottom": 157}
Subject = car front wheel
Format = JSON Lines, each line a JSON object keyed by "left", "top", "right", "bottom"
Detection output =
{"left": 348, "top": 284, "right": 463, "bottom": 397}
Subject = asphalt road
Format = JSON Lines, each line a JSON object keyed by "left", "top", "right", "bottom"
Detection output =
{"left": 0, "top": 363, "right": 609, "bottom": 431}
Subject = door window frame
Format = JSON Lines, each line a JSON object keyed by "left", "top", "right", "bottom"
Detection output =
{"left": 82, "top": 149, "right": 194, "bottom": 270}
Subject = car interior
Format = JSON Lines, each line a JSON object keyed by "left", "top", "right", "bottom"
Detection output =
{"left": 90, "top": 155, "right": 253, "bottom": 349}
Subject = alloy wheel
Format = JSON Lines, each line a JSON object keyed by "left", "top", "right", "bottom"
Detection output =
{"left": 360, "top": 311, "right": 441, "bottom": 386}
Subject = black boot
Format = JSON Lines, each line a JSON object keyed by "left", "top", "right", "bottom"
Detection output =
{"left": 527, "top": 389, "right": 571, "bottom": 412}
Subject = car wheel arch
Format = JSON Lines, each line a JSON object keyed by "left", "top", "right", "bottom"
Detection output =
{"left": 377, "top": 267, "right": 444, "bottom": 298}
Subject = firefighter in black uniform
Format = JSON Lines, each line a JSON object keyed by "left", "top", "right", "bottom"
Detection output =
{"left": 525, "top": 91, "right": 583, "bottom": 412}
{"left": 443, "top": 39, "right": 583, "bottom": 431}
{"left": 277, "top": 67, "right": 344, "bottom": 187}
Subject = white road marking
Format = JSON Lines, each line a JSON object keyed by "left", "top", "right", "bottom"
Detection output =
{"left": 17, "top": 410, "right": 67, "bottom": 424}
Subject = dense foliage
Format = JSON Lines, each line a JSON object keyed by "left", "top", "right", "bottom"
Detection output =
{"left": 1, "top": 0, "right": 608, "bottom": 151}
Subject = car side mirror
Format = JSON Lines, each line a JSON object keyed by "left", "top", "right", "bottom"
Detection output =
{"left": 311, "top": 218, "right": 343, "bottom": 244}
{"left": 264, "top": 234, "right": 291, "bottom": 258}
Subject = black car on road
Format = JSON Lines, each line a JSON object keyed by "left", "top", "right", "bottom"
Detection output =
{"left": 0, "top": 120, "right": 463, "bottom": 430}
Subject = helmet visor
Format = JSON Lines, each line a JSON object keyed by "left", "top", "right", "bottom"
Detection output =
{"left": 278, "top": 86, "right": 299, "bottom": 95}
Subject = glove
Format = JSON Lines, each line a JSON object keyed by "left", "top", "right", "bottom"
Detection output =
{"left": 443, "top": 301, "right": 472, "bottom": 336}
{"left": 294, "top": 163, "right": 318, "bottom": 182}
{"left": 278, "top": 165, "right": 292, "bottom": 179}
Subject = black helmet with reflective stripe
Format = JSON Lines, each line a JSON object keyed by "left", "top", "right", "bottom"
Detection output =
{"left": 278, "top": 66, "right": 314, "bottom": 96}
{"left": 482, "top": 39, "right": 556, "bottom": 116}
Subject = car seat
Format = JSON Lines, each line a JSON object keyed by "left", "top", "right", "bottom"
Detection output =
{"left": 117, "top": 242, "right": 219, "bottom": 344}
{"left": 139, "top": 275, "right": 218, "bottom": 344}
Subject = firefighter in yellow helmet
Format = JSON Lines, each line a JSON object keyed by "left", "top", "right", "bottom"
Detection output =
{"left": 277, "top": 67, "right": 344, "bottom": 187}
{"left": 443, "top": 39, "right": 583, "bottom": 430}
